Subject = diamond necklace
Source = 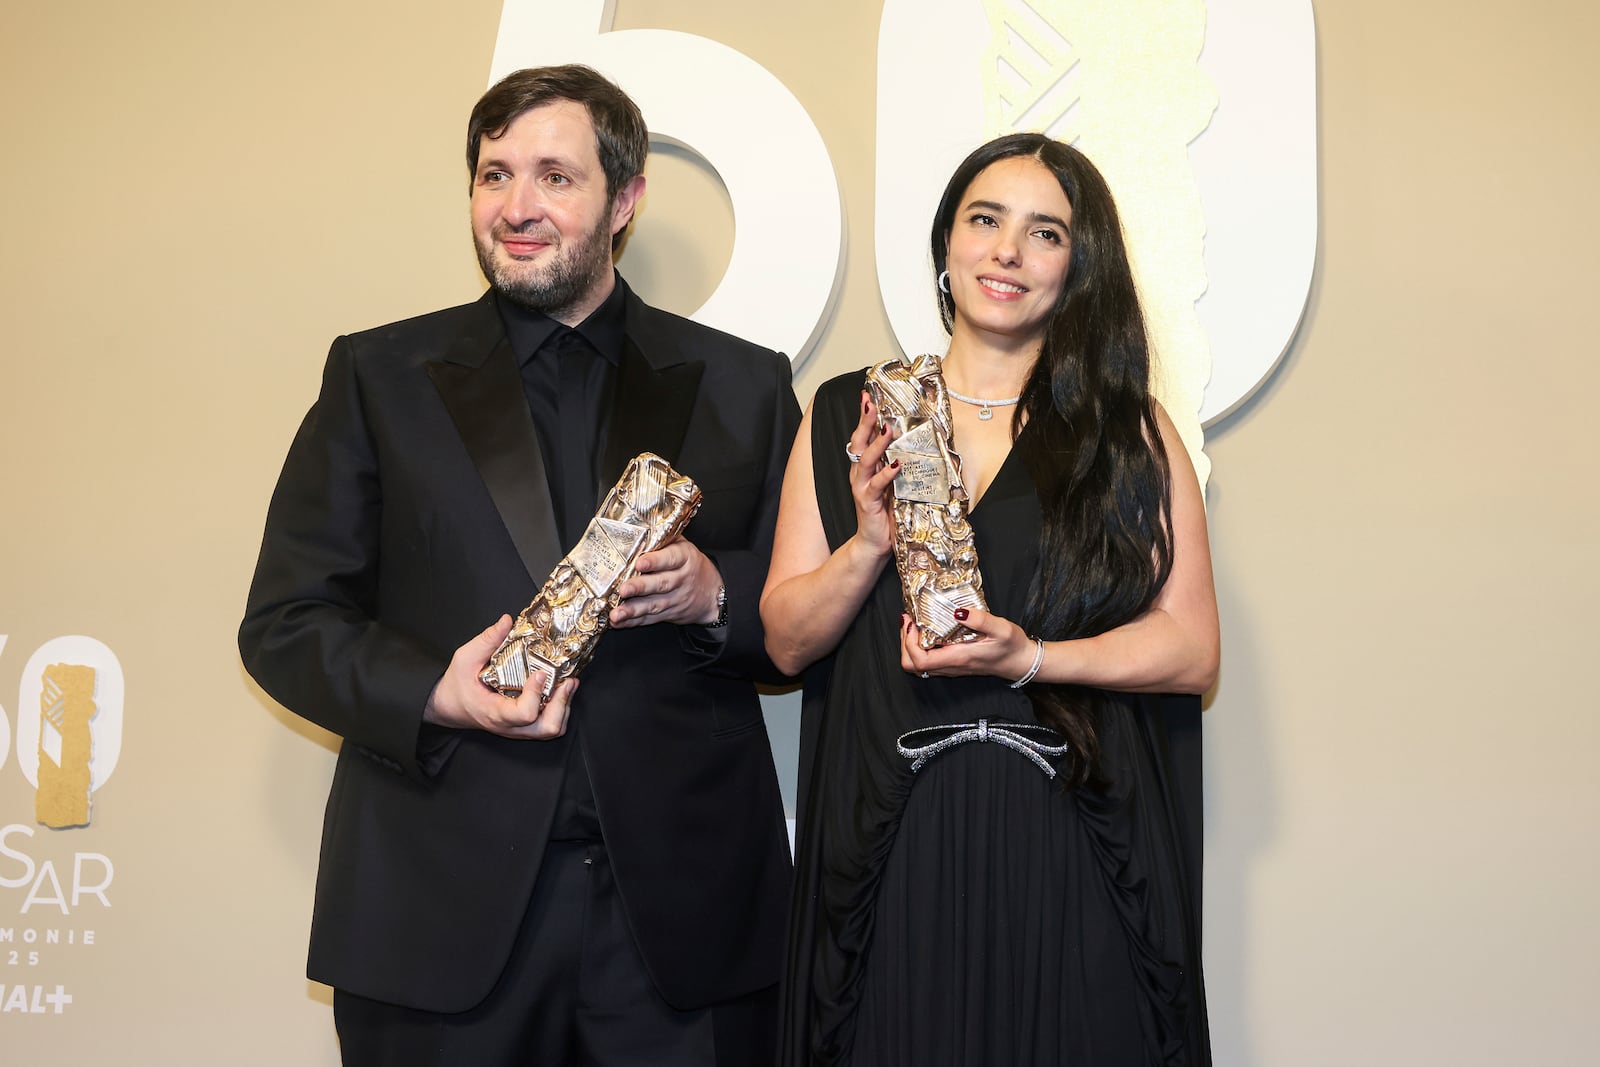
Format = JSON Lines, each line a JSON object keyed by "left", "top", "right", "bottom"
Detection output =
{"left": 945, "top": 386, "right": 1022, "bottom": 421}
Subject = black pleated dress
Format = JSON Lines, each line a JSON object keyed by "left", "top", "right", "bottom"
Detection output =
{"left": 780, "top": 370, "right": 1211, "bottom": 1066}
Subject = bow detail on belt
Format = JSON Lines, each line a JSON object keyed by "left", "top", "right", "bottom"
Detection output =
{"left": 896, "top": 719, "right": 1069, "bottom": 779}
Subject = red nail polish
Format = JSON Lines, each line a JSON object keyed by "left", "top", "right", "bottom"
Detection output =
{"left": 890, "top": 459, "right": 900, "bottom": 469}
{"left": 954, "top": 608, "right": 969, "bottom": 621}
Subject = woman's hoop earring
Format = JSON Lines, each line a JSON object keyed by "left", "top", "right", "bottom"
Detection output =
{"left": 938, "top": 270, "right": 950, "bottom": 294}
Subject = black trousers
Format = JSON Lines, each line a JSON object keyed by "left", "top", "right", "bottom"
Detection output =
{"left": 333, "top": 841, "right": 776, "bottom": 1066}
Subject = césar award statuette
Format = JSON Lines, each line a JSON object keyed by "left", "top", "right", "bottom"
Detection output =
{"left": 479, "top": 452, "right": 703, "bottom": 700}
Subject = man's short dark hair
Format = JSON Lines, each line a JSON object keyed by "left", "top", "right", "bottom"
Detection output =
{"left": 466, "top": 64, "right": 649, "bottom": 204}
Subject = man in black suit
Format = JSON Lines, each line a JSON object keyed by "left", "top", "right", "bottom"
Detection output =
{"left": 240, "top": 65, "right": 798, "bottom": 1065}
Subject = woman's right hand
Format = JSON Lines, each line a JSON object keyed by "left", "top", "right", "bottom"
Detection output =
{"left": 848, "top": 391, "right": 899, "bottom": 558}
{"left": 761, "top": 386, "right": 903, "bottom": 676}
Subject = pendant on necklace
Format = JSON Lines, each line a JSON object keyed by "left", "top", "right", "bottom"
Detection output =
{"left": 977, "top": 405, "right": 994, "bottom": 421}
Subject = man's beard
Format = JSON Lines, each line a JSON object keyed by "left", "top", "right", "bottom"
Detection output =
{"left": 477, "top": 210, "right": 614, "bottom": 319}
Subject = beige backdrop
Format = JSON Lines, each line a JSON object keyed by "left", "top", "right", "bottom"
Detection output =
{"left": 2, "top": 1, "right": 1596, "bottom": 1062}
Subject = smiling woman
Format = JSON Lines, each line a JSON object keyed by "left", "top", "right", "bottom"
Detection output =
{"left": 941, "top": 155, "right": 1075, "bottom": 362}
{"left": 763, "top": 132, "right": 1219, "bottom": 1066}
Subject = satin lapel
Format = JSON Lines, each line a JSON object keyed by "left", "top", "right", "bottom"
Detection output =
{"left": 427, "top": 298, "right": 562, "bottom": 583}
{"left": 599, "top": 299, "right": 705, "bottom": 490}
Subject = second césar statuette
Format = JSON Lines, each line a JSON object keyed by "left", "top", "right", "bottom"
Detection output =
{"left": 867, "top": 352, "right": 988, "bottom": 649}
{"left": 479, "top": 452, "right": 703, "bottom": 700}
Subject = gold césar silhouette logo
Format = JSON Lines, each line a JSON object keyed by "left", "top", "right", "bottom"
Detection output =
{"left": 35, "top": 664, "right": 97, "bottom": 829}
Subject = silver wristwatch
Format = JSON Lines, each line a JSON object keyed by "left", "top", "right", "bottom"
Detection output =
{"left": 707, "top": 584, "right": 729, "bottom": 628}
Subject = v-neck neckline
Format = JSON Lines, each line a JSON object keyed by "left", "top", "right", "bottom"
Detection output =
{"left": 965, "top": 441, "right": 1024, "bottom": 517}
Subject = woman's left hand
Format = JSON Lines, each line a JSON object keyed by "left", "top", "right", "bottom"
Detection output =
{"left": 900, "top": 608, "right": 1040, "bottom": 683}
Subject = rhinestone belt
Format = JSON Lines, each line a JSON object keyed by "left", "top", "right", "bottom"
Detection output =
{"left": 896, "top": 719, "right": 1069, "bottom": 779}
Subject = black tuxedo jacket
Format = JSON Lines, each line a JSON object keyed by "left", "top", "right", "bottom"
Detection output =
{"left": 239, "top": 281, "right": 799, "bottom": 1013}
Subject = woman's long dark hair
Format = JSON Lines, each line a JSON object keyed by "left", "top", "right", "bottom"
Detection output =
{"left": 932, "top": 134, "right": 1174, "bottom": 787}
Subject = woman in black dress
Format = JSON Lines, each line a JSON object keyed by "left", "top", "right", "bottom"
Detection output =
{"left": 761, "top": 134, "right": 1220, "bottom": 1066}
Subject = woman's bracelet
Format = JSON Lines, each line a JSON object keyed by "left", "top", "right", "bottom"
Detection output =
{"left": 1010, "top": 636, "right": 1046, "bottom": 689}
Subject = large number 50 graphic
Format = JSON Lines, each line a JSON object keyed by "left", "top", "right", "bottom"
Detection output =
{"left": 487, "top": 0, "right": 1316, "bottom": 444}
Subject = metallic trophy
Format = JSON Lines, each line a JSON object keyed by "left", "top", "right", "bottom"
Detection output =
{"left": 480, "top": 452, "right": 702, "bottom": 700}
{"left": 866, "top": 353, "right": 987, "bottom": 649}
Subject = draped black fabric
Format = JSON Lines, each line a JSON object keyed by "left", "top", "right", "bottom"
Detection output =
{"left": 780, "top": 370, "right": 1211, "bottom": 1066}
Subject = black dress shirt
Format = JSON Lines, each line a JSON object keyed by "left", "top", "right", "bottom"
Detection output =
{"left": 497, "top": 278, "right": 630, "bottom": 842}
